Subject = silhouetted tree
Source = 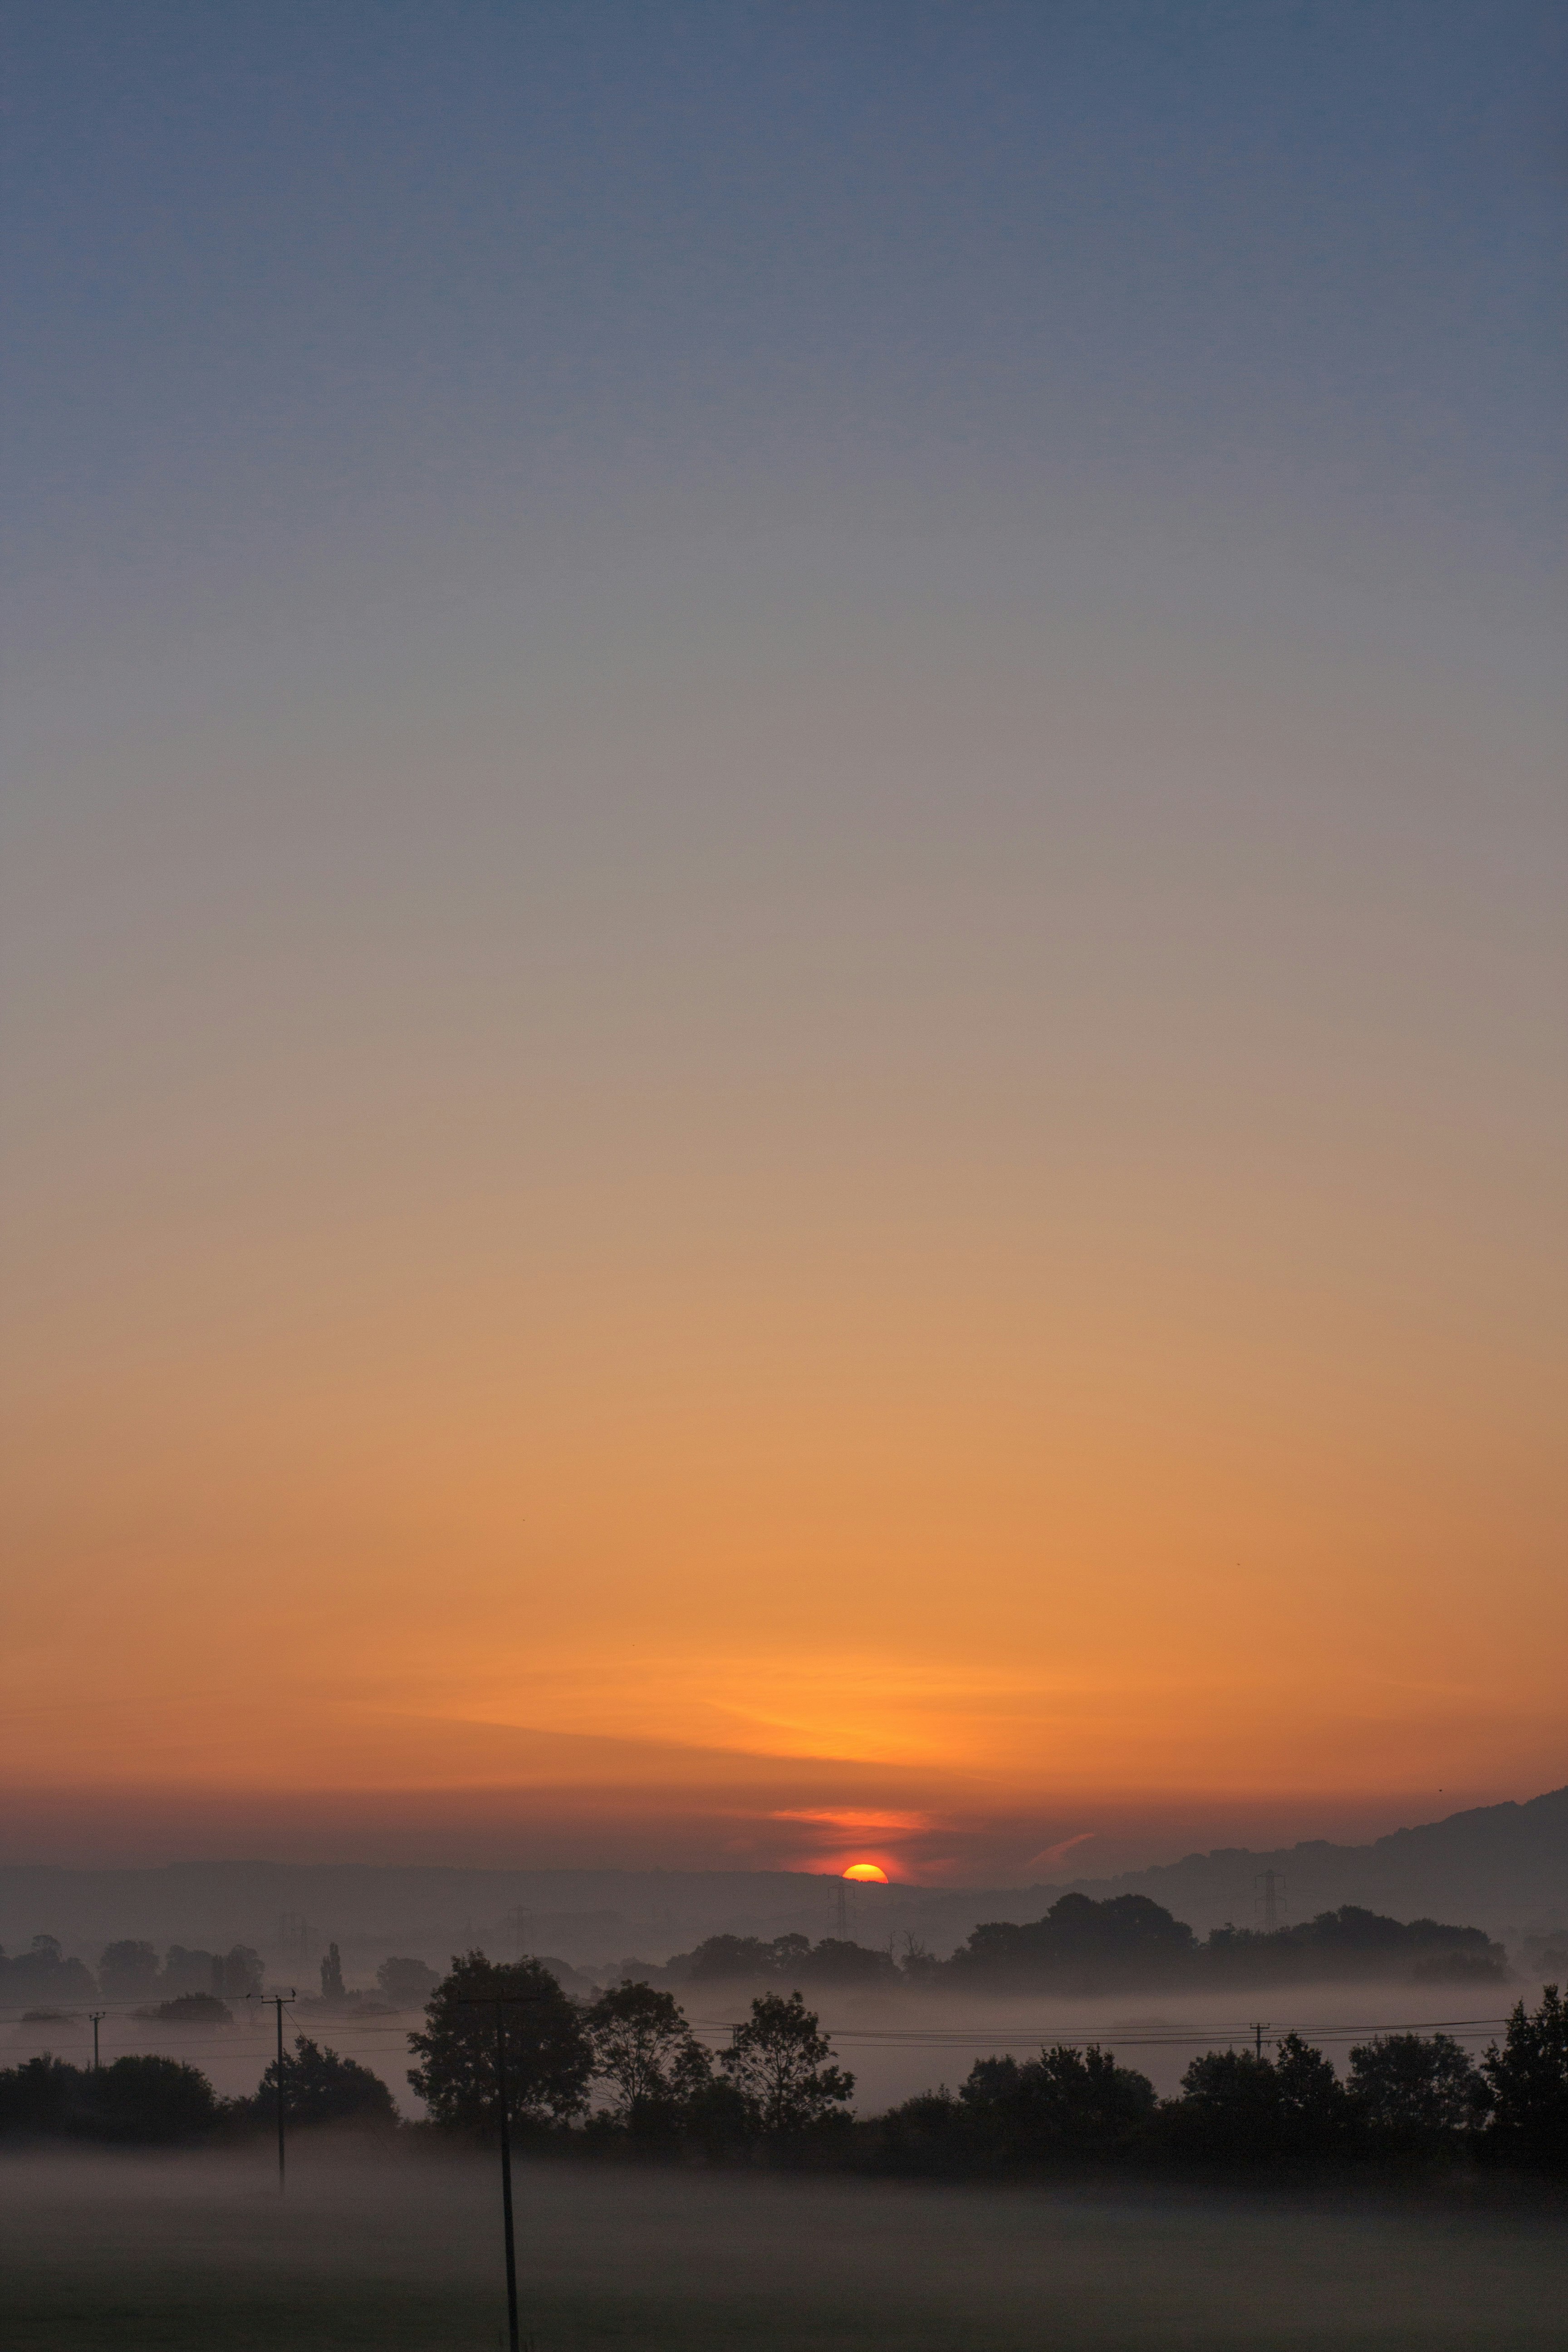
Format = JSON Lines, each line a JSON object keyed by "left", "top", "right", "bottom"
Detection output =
{"left": 950, "top": 1896, "right": 1197, "bottom": 1989}
{"left": 1348, "top": 2033, "right": 1490, "bottom": 2138}
{"left": 1482, "top": 1984, "right": 1568, "bottom": 2171}
{"left": 98, "top": 1940, "right": 161, "bottom": 1999}
{"left": 802, "top": 1938, "right": 900, "bottom": 1987}
{"left": 1204, "top": 1907, "right": 1505, "bottom": 1987}
{"left": 143, "top": 1992, "right": 232, "bottom": 2025}
{"left": 683, "top": 1932, "right": 898, "bottom": 1988}
{"left": 216, "top": 1945, "right": 264, "bottom": 2000}
{"left": 376, "top": 1955, "right": 440, "bottom": 2006}
{"left": 160, "top": 1946, "right": 218, "bottom": 1996}
{"left": 0, "top": 2055, "right": 87, "bottom": 2136}
{"left": 90, "top": 2055, "right": 220, "bottom": 2143}
{"left": 0, "top": 1935, "right": 97, "bottom": 2003}
{"left": 721, "top": 1991, "right": 853, "bottom": 2133}
{"left": 407, "top": 1952, "right": 591, "bottom": 2133}
{"left": 686, "top": 1934, "right": 780, "bottom": 1983}
{"left": 1170, "top": 2047, "right": 1283, "bottom": 2161}
{"left": 1172, "top": 2032, "right": 1349, "bottom": 2163}
{"left": 960, "top": 2043, "right": 1157, "bottom": 2159}
{"left": 585, "top": 1981, "right": 711, "bottom": 2119}
{"left": 255, "top": 2034, "right": 398, "bottom": 2129}
{"left": 1273, "top": 2031, "right": 1351, "bottom": 2142}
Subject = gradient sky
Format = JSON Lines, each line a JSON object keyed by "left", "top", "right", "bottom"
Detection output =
{"left": 3, "top": 2, "right": 1564, "bottom": 1881}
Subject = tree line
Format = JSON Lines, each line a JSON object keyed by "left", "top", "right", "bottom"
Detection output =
{"left": 1, "top": 1950, "right": 1563, "bottom": 2176}
{"left": 0, "top": 1936, "right": 445, "bottom": 2016}
{"left": 650, "top": 1897, "right": 1506, "bottom": 1994}
{"left": 0, "top": 1894, "right": 1505, "bottom": 2018}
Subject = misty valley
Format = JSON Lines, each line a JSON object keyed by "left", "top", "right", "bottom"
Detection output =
{"left": 4, "top": 1899, "right": 1567, "bottom": 2348}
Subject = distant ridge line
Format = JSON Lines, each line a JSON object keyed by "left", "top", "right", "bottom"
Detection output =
{"left": 1, "top": 1785, "right": 1563, "bottom": 1952}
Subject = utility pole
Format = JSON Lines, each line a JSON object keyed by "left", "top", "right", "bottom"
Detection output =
{"left": 457, "top": 1990, "right": 554, "bottom": 2352}
{"left": 495, "top": 2004, "right": 519, "bottom": 2352}
{"left": 89, "top": 2011, "right": 104, "bottom": 2072}
{"left": 248, "top": 1990, "right": 296, "bottom": 2190}
{"left": 1253, "top": 2022, "right": 1269, "bottom": 2059}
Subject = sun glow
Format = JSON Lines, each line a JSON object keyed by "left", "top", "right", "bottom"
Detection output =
{"left": 843, "top": 1862, "right": 889, "bottom": 1883}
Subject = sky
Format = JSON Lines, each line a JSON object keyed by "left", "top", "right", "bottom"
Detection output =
{"left": 2, "top": 1, "right": 1564, "bottom": 1883}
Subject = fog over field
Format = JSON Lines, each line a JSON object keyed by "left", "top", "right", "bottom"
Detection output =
{"left": 7, "top": 1973, "right": 1553, "bottom": 2116}
{"left": 4, "top": 2143, "right": 1565, "bottom": 2352}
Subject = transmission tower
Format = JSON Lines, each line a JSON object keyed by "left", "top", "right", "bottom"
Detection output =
{"left": 277, "top": 1912, "right": 309, "bottom": 1967}
{"left": 1254, "top": 1870, "right": 1286, "bottom": 1933}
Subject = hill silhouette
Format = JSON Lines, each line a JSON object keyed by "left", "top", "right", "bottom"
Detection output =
{"left": 1, "top": 1786, "right": 1561, "bottom": 1974}
{"left": 1051, "top": 1785, "right": 1568, "bottom": 1940}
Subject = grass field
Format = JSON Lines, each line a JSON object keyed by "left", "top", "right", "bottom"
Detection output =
{"left": 3, "top": 2144, "right": 1564, "bottom": 2350}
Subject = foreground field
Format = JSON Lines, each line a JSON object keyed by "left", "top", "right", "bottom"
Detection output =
{"left": 3, "top": 2146, "right": 1564, "bottom": 2350}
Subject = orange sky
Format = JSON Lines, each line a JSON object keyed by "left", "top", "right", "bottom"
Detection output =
{"left": 4, "top": 10, "right": 1565, "bottom": 1882}
{"left": 5, "top": 838, "right": 1563, "bottom": 1877}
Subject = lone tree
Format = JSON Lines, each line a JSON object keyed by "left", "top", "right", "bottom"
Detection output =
{"left": 585, "top": 1981, "right": 711, "bottom": 2118}
{"left": 408, "top": 1953, "right": 592, "bottom": 2133}
{"left": 721, "top": 1990, "right": 853, "bottom": 2133}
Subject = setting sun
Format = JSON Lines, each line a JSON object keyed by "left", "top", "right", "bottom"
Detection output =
{"left": 843, "top": 1864, "right": 889, "bottom": 1884}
